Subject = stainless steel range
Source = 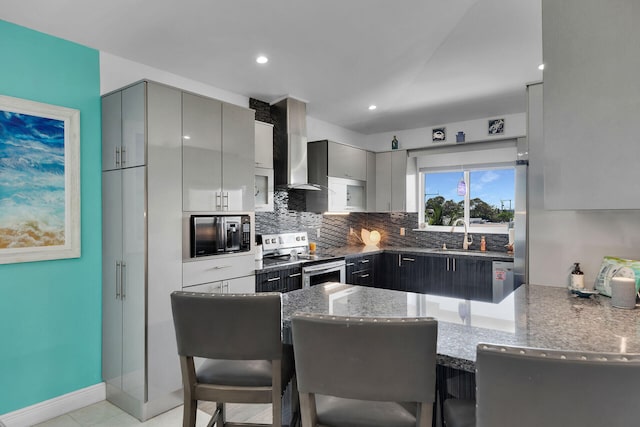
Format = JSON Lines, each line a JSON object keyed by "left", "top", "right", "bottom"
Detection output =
{"left": 260, "top": 232, "right": 345, "bottom": 288}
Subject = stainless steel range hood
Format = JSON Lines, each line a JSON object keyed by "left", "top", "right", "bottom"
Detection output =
{"left": 272, "top": 97, "right": 320, "bottom": 190}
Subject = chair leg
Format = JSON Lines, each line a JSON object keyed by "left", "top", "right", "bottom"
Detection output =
{"left": 273, "top": 390, "right": 282, "bottom": 427}
{"left": 290, "top": 375, "right": 300, "bottom": 425}
{"left": 217, "top": 402, "right": 225, "bottom": 427}
{"left": 298, "top": 393, "right": 317, "bottom": 427}
{"left": 183, "top": 398, "right": 197, "bottom": 427}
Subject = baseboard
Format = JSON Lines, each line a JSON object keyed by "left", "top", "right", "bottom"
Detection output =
{"left": 0, "top": 383, "right": 106, "bottom": 427}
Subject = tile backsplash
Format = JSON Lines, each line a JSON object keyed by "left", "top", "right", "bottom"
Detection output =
{"left": 255, "top": 190, "right": 510, "bottom": 252}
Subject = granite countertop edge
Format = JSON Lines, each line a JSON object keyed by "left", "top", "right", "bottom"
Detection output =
{"left": 256, "top": 246, "right": 513, "bottom": 273}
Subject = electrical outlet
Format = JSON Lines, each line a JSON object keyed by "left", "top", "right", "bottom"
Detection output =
{"left": 316, "top": 228, "right": 321, "bottom": 238}
{"left": 400, "top": 227, "right": 405, "bottom": 236}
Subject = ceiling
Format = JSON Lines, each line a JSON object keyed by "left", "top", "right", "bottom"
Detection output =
{"left": 0, "top": 0, "right": 542, "bottom": 135}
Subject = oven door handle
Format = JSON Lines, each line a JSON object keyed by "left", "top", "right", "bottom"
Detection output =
{"left": 303, "top": 265, "right": 343, "bottom": 275}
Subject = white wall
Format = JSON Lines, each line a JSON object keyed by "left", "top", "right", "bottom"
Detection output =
{"left": 99, "top": 52, "right": 249, "bottom": 107}
{"left": 365, "top": 113, "right": 526, "bottom": 152}
{"left": 527, "top": 83, "right": 640, "bottom": 287}
{"left": 307, "top": 115, "right": 368, "bottom": 148}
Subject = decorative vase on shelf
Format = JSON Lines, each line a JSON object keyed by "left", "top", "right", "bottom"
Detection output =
{"left": 391, "top": 135, "right": 399, "bottom": 150}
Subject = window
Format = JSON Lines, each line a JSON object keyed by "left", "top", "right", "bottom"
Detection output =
{"left": 421, "top": 167, "right": 515, "bottom": 233}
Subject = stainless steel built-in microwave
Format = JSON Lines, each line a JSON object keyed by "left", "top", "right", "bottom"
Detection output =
{"left": 190, "top": 215, "right": 251, "bottom": 257}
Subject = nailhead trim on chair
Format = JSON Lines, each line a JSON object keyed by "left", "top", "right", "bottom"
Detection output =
{"left": 293, "top": 312, "right": 437, "bottom": 324}
{"left": 477, "top": 343, "right": 640, "bottom": 363}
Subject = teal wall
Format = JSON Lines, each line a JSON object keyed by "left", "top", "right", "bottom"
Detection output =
{"left": 0, "top": 21, "right": 102, "bottom": 414}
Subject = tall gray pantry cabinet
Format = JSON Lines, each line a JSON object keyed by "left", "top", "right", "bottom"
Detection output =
{"left": 102, "top": 81, "right": 183, "bottom": 420}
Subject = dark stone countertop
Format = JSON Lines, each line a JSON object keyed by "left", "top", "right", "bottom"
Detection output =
{"left": 282, "top": 283, "right": 640, "bottom": 371}
{"left": 255, "top": 245, "right": 513, "bottom": 273}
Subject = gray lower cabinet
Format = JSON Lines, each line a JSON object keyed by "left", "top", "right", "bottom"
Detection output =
{"left": 102, "top": 167, "right": 146, "bottom": 403}
{"left": 256, "top": 266, "right": 303, "bottom": 293}
{"left": 185, "top": 275, "right": 255, "bottom": 294}
{"left": 102, "top": 81, "right": 183, "bottom": 421}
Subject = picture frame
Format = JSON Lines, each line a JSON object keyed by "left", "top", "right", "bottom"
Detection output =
{"left": 488, "top": 118, "right": 505, "bottom": 135}
{"left": 432, "top": 127, "right": 446, "bottom": 142}
{"left": 0, "top": 95, "right": 80, "bottom": 264}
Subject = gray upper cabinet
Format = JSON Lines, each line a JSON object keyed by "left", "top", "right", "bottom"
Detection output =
{"left": 102, "top": 82, "right": 145, "bottom": 171}
{"left": 182, "top": 93, "right": 223, "bottom": 211}
{"left": 542, "top": 0, "right": 640, "bottom": 209}
{"left": 375, "top": 150, "right": 407, "bottom": 212}
{"left": 182, "top": 93, "right": 255, "bottom": 212}
{"left": 254, "top": 121, "right": 274, "bottom": 212}
{"left": 254, "top": 121, "right": 274, "bottom": 169}
{"left": 328, "top": 142, "right": 367, "bottom": 181}
{"left": 307, "top": 140, "right": 369, "bottom": 213}
{"left": 366, "top": 151, "right": 376, "bottom": 211}
{"left": 222, "top": 102, "right": 255, "bottom": 212}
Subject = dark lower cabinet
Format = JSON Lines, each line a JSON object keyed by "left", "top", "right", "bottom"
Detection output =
{"left": 255, "top": 266, "right": 302, "bottom": 293}
{"left": 269, "top": 250, "right": 497, "bottom": 301}
{"left": 346, "top": 253, "right": 378, "bottom": 286}
{"left": 426, "top": 255, "right": 494, "bottom": 301}
{"left": 398, "top": 254, "right": 429, "bottom": 293}
{"left": 374, "top": 252, "right": 398, "bottom": 290}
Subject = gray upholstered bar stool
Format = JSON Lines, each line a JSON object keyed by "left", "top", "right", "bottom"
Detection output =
{"left": 171, "top": 291, "right": 295, "bottom": 427}
{"left": 443, "top": 343, "right": 640, "bottom": 427}
{"left": 291, "top": 313, "right": 438, "bottom": 427}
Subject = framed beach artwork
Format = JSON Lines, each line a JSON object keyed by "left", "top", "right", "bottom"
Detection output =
{"left": 0, "top": 95, "right": 80, "bottom": 264}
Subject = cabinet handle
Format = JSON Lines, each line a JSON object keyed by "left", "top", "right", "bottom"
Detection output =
{"left": 398, "top": 254, "right": 401, "bottom": 267}
{"left": 121, "top": 262, "right": 127, "bottom": 299}
{"left": 210, "top": 265, "right": 232, "bottom": 270}
{"left": 453, "top": 258, "right": 456, "bottom": 271}
{"left": 223, "top": 192, "right": 229, "bottom": 210}
{"left": 216, "top": 192, "right": 222, "bottom": 210}
{"left": 267, "top": 277, "right": 281, "bottom": 282}
{"left": 360, "top": 259, "right": 370, "bottom": 264}
{"left": 121, "top": 147, "right": 126, "bottom": 165}
{"left": 447, "top": 258, "right": 450, "bottom": 271}
{"left": 115, "top": 261, "right": 121, "bottom": 299}
{"left": 115, "top": 147, "right": 121, "bottom": 167}
{"left": 360, "top": 274, "right": 370, "bottom": 278}
{"left": 402, "top": 257, "right": 415, "bottom": 262}
{"left": 288, "top": 273, "right": 301, "bottom": 278}
{"left": 346, "top": 262, "right": 355, "bottom": 267}
{"left": 224, "top": 282, "right": 230, "bottom": 293}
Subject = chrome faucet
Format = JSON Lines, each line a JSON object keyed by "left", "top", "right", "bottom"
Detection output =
{"left": 450, "top": 218, "right": 473, "bottom": 250}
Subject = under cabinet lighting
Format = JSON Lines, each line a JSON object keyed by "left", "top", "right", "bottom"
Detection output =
{"left": 368, "top": 105, "right": 377, "bottom": 110}
{"left": 256, "top": 56, "right": 268, "bottom": 64}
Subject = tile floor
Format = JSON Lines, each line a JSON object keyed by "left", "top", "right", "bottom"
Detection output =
{"left": 33, "top": 400, "right": 272, "bottom": 427}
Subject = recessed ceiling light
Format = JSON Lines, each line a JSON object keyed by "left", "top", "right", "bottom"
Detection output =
{"left": 256, "top": 56, "right": 268, "bottom": 64}
{"left": 368, "top": 105, "right": 377, "bottom": 110}
{"left": 538, "top": 63, "right": 545, "bottom": 70}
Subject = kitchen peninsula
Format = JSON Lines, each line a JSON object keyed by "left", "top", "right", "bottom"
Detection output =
{"left": 282, "top": 283, "right": 640, "bottom": 372}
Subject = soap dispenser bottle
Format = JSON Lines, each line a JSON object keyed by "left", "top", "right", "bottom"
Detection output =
{"left": 570, "top": 263, "right": 584, "bottom": 289}
{"left": 480, "top": 236, "right": 486, "bottom": 252}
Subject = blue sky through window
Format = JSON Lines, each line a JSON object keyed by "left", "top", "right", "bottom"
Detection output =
{"left": 425, "top": 168, "right": 515, "bottom": 209}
